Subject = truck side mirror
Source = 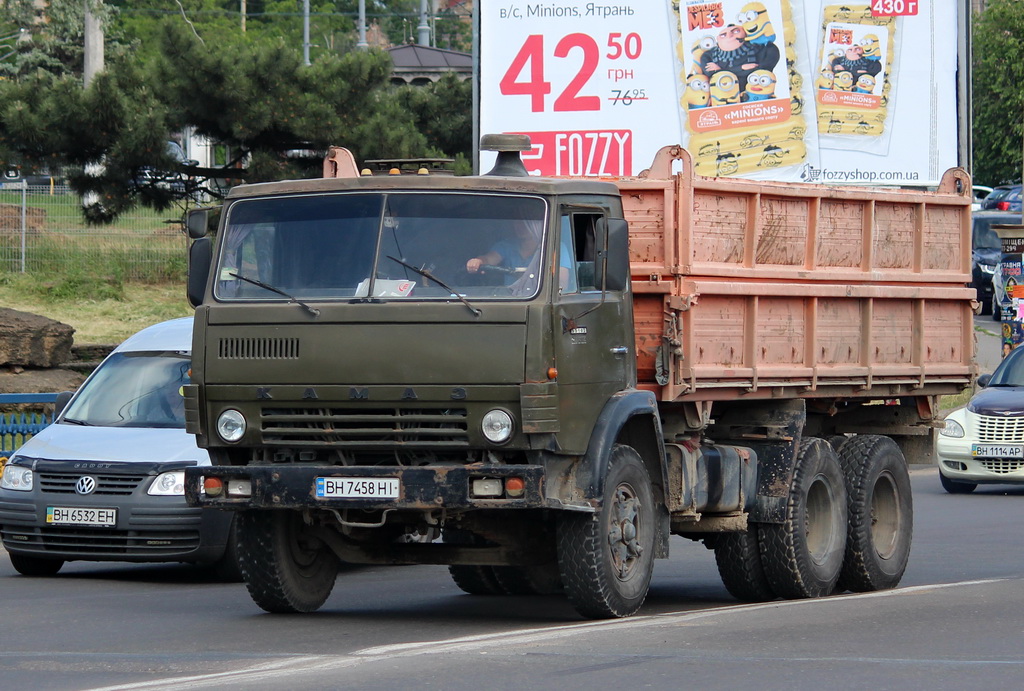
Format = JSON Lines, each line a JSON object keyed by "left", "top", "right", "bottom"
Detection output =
{"left": 188, "top": 237, "right": 212, "bottom": 307}
{"left": 596, "top": 218, "right": 629, "bottom": 292}
{"left": 186, "top": 208, "right": 220, "bottom": 239}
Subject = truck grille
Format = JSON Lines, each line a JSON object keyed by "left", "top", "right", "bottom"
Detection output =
{"left": 975, "top": 414, "right": 1024, "bottom": 443}
{"left": 219, "top": 337, "right": 300, "bottom": 359}
{"left": 261, "top": 407, "right": 469, "bottom": 448}
{"left": 37, "top": 472, "right": 146, "bottom": 495}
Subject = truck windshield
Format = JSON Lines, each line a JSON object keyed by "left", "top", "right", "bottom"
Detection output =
{"left": 214, "top": 192, "right": 549, "bottom": 301}
{"left": 61, "top": 352, "right": 191, "bottom": 429}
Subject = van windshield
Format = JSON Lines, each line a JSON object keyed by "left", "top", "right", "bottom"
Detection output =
{"left": 62, "top": 352, "right": 191, "bottom": 429}
{"left": 214, "top": 192, "right": 549, "bottom": 301}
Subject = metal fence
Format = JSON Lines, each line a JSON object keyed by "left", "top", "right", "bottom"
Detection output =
{"left": 0, "top": 181, "right": 189, "bottom": 281}
{"left": 0, "top": 393, "right": 57, "bottom": 458}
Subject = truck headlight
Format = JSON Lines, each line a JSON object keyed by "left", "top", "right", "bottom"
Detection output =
{"left": 481, "top": 409, "right": 514, "bottom": 444}
{"left": 0, "top": 465, "right": 33, "bottom": 491}
{"left": 940, "top": 419, "right": 965, "bottom": 438}
{"left": 217, "top": 409, "right": 246, "bottom": 443}
{"left": 148, "top": 471, "right": 185, "bottom": 496}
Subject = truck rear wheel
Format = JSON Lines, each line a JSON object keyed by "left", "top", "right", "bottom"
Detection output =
{"left": 9, "top": 553, "right": 64, "bottom": 576}
{"left": 448, "top": 565, "right": 507, "bottom": 595}
{"left": 836, "top": 435, "right": 912, "bottom": 592}
{"left": 557, "top": 445, "right": 655, "bottom": 618}
{"left": 236, "top": 510, "right": 339, "bottom": 613}
{"left": 759, "top": 438, "right": 848, "bottom": 599}
{"left": 493, "top": 563, "right": 564, "bottom": 595}
{"left": 713, "top": 523, "right": 776, "bottom": 602}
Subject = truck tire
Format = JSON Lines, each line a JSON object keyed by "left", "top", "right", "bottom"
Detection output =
{"left": 9, "top": 553, "right": 64, "bottom": 576}
{"left": 836, "top": 435, "right": 913, "bottom": 592}
{"left": 713, "top": 523, "right": 776, "bottom": 602}
{"left": 557, "top": 445, "right": 655, "bottom": 618}
{"left": 236, "top": 510, "right": 339, "bottom": 613}
{"left": 939, "top": 472, "right": 977, "bottom": 494}
{"left": 448, "top": 565, "right": 507, "bottom": 595}
{"left": 759, "top": 438, "right": 847, "bottom": 599}
{"left": 493, "top": 563, "right": 564, "bottom": 595}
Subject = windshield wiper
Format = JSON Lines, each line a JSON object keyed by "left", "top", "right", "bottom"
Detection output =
{"left": 386, "top": 256, "right": 481, "bottom": 317}
{"left": 61, "top": 418, "right": 92, "bottom": 426}
{"left": 229, "top": 272, "right": 320, "bottom": 317}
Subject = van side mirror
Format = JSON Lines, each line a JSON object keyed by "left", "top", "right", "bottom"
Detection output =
{"left": 978, "top": 373, "right": 992, "bottom": 388}
{"left": 54, "top": 391, "right": 74, "bottom": 418}
{"left": 595, "top": 218, "right": 629, "bottom": 292}
{"left": 188, "top": 237, "right": 212, "bottom": 307}
{"left": 186, "top": 208, "right": 220, "bottom": 239}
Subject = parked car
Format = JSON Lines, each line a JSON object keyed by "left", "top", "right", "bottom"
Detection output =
{"left": 980, "top": 184, "right": 1022, "bottom": 212}
{"left": 972, "top": 185, "right": 993, "bottom": 211}
{"left": 971, "top": 211, "right": 1016, "bottom": 316}
{"left": 0, "top": 318, "right": 239, "bottom": 579}
{"left": 936, "top": 346, "right": 1024, "bottom": 493}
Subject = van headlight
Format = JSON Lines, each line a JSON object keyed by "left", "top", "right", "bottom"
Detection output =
{"left": 481, "top": 409, "right": 514, "bottom": 444}
{"left": 1, "top": 465, "right": 33, "bottom": 491}
{"left": 217, "top": 409, "right": 246, "bottom": 442}
{"left": 148, "top": 471, "right": 185, "bottom": 496}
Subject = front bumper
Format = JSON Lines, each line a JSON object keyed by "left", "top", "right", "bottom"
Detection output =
{"left": 185, "top": 464, "right": 561, "bottom": 512}
{"left": 935, "top": 430, "right": 1024, "bottom": 485}
{"left": 0, "top": 481, "right": 232, "bottom": 564}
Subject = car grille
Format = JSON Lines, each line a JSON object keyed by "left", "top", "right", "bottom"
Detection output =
{"left": 1, "top": 526, "right": 200, "bottom": 556}
{"left": 261, "top": 407, "right": 469, "bottom": 448}
{"left": 974, "top": 414, "right": 1024, "bottom": 443}
{"left": 978, "top": 459, "right": 1024, "bottom": 474}
{"left": 37, "top": 472, "right": 147, "bottom": 495}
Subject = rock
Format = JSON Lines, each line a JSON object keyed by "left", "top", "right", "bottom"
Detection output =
{"left": 0, "top": 367, "right": 86, "bottom": 395}
{"left": 0, "top": 308, "right": 75, "bottom": 368}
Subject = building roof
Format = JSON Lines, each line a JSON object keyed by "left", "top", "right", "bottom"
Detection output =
{"left": 387, "top": 44, "right": 472, "bottom": 70}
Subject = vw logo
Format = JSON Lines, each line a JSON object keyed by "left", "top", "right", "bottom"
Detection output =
{"left": 75, "top": 476, "right": 97, "bottom": 495}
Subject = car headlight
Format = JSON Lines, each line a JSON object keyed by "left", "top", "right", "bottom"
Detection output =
{"left": 1, "top": 465, "right": 33, "bottom": 491}
{"left": 148, "top": 471, "right": 185, "bottom": 496}
{"left": 216, "top": 409, "right": 246, "bottom": 443}
{"left": 481, "top": 409, "right": 514, "bottom": 444}
{"left": 940, "top": 418, "right": 965, "bottom": 438}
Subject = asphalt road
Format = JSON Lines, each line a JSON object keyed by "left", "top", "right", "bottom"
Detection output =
{"left": 2, "top": 470, "right": 1023, "bottom": 691}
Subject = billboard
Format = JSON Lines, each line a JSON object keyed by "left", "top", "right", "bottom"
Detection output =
{"left": 478, "top": 0, "right": 959, "bottom": 185}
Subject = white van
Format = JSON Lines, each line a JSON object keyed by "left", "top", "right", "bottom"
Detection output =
{"left": 0, "top": 318, "right": 238, "bottom": 579}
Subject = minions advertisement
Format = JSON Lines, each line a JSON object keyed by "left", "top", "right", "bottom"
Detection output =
{"left": 478, "top": 0, "right": 961, "bottom": 185}
{"left": 677, "top": 0, "right": 811, "bottom": 178}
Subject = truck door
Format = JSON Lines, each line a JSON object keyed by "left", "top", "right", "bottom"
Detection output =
{"left": 552, "top": 208, "right": 635, "bottom": 450}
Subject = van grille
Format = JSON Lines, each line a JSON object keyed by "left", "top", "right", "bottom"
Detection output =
{"left": 219, "top": 337, "right": 300, "bottom": 360}
{"left": 261, "top": 407, "right": 469, "bottom": 448}
{"left": 37, "top": 472, "right": 146, "bottom": 495}
{"left": 978, "top": 459, "right": 1024, "bottom": 474}
{"left": 975, "top": 414, "right": 1024, "bottom": 443}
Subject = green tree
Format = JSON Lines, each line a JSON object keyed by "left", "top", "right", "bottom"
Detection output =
{"left": 973, "top": 0, "right": 1024, "bottom": 185}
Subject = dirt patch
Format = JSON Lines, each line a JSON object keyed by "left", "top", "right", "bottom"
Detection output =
{"left": 0, "top": 367, "right": 86, "bottom": 395}
{"left": 0, "top": 203, "right": 46, "bottom": 233}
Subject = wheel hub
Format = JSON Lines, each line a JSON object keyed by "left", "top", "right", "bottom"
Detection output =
{"left": 608, "top": 486, "right": 643, "bottom": 579}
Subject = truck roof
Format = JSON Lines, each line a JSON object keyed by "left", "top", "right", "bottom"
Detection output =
{"left": 224, "top": 173, "right": 622, "bottom": 200}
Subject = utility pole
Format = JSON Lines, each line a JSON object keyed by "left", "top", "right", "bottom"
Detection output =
{"left": 357, "top": 0, "right": 368, "bottom": 49}
{"left": 418, "top": 0, "right": 431, "bottom": 46}
{"left": 83, "top": 0, "right": 104, "bottom": 86}
{"left": 303, "top": 0, "right": 310, "bottom": 65}
{"left": 241, "top": 0, "right": 246, "bottom": 33}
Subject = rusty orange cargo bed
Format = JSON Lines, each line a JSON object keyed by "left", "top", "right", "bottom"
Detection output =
{"left": 614, "top": 146, "right": 975, "bottom": 403}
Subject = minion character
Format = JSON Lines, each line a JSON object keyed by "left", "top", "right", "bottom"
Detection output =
{"left": 684, "top": 74, "right": 711, "bottom": 109}
{"left": 709, "top": 70, "right": 741, "bottom": 106}
{"left": 860, "top": 34, "right": 881, "bottom": 62}
{"left": 716, "top": 152, "right": 740, "bottom": 176}
{"left": 816, "top": 67, "right": 834, "bottom": 90}
{"left": 854, "top": 74, "right": 876, "bottom": 93}
{"left": 833, "top": 70, "right": 854, "bottom": 92}
{"left": 743, "top": 69, "right": 777, "bottom": 102}
{"left": 691, "top": 35, "right": 716, "bottom": 75}
{"left": 738, "top": 2, "right": 775, "bottom": 45}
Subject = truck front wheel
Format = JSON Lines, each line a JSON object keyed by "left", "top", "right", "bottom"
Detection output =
{"left": 557, "top": 445, "right": 655, "bottom": 618}
{"left": 236, "top": 510, "right": 339, "bottom": 613}
{"left": 836, "top": 435, "right": 912, "bottom": 592}
{"left": 759, "top": 438, "right": 848, "bottom": 599}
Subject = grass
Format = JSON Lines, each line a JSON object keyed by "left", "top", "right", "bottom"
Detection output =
{"left": 0, "top": 274, "right": 192, "bottom": 345}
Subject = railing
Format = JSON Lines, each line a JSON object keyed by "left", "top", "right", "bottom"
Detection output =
{"left": 0, "top": 393, "right": 58, "bottom": 459}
